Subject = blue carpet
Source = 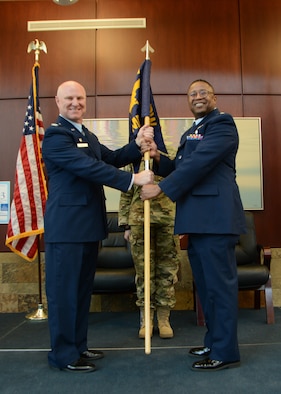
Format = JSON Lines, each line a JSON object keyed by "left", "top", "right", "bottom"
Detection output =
{"left": 0, "top": 309, "right": 280, "bottom": 394}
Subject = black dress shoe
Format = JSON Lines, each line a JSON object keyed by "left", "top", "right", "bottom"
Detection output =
{"left": 80, "top": 349, "right": 104, "bottom": 361}
{"left": 191, "top": 357, "right": 240, "bottom": 372}
{"left": 63, "top": 357, "right": 96, "bottom": 373}
{"left": 189, "top": 346, "right": 211, "bottom": 358}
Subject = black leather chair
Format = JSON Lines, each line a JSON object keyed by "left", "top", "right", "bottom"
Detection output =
{"left": 92, "top": 212, "right": 136, "bottom": 294}
{"left": 183, "top": 211, "right": 274, "bottom": 325}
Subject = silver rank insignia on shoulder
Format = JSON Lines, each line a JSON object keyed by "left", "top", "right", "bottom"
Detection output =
{"left": 51, "top": 123, "right": 59, "bottom": 126}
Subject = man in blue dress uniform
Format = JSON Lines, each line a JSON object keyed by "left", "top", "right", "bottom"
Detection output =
{"left": 42, "top": 80, "right": 154, "bottom": 372}
{"left": 141, "top": 79, "right": 246, "bottom": 371}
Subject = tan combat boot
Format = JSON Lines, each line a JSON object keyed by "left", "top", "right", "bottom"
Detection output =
{"left": 138, "top": 308, "right": 154, "bottom": 338}
{"left": 157, "top": 307, "right": 174, "bottom": 338}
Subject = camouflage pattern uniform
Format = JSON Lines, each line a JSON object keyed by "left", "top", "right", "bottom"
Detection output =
{"left": 119, "top": 160, "right": 180, "bottom": 310}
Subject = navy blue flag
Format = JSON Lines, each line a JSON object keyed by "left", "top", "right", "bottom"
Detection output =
{"left": 129, "top": 59, "right": 167, "bottom": 172}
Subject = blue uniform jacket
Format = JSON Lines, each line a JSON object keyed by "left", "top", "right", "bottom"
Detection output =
{"left": 42, "top": 116, "right": 142, "bottom": 243}
{"left": 157, "top": 109, "right": 246, "bottom": 235}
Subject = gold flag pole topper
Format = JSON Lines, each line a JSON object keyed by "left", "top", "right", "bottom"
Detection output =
{"left": 25, "top": 39, "right": 48, "bottom": 321}
{"left": 27, "top": 38, "right": 47, "bottom": 62}
{"left": 141, "top": 40, "right": 154, "bottom": 354}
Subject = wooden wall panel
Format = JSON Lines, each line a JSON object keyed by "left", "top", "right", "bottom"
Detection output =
{"left": 240, "top": 0, "right": 281, "bottom": 94}
{"left": 95, "top": 95, "right": 243, "bottom": 123}
{"left": 96, "top": 0, "right": 242, "bottom": 95}
{"left": 95, "top": 95, "right": 194, "bottom": 119}
{"left": 243, "top": 95, "right": 281, "bottom": 246}
{"left": 0, "top": 1, "right": 96, "bottom": 98}
{"left": 140, "top": 94, "right": 243, "bottom": 119}
{"left": 95, "top": 96, "right": 131, "bottom": 118}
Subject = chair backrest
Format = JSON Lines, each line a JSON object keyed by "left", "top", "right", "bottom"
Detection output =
{"left": 96, "top": 212, "right": 134, "bottom": 269}
{"left": 235, "top": 211, "right": 259, "bottom": 266}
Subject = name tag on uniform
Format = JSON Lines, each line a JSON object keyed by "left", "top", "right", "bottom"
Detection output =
{"left": 77, "top": 142, "right": 89, "bottom": 148}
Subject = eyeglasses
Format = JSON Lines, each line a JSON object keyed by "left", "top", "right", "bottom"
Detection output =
{"left": 188, "top": 89, "right": 214, "bottom": 99}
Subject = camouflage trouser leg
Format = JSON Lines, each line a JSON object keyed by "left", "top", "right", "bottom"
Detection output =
{"left": 129, "top": 224, "right": 180, "bottom": 309}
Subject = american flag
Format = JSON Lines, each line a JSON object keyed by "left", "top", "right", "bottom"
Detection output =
{"left": 5, "top": 64, "right": 47, "bottom": 261}
{"left": 129, "top": 59, "right": 167, "bottom": 172}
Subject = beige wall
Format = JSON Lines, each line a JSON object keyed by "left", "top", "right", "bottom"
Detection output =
{"left": 0, "top": 248, "right": 280, "bottom": 314}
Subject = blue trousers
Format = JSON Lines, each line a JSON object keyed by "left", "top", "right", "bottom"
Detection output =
{"left": 45, "top": 242, "right": 99, "bottom": 368}
{"left": 188, "top": 234, "right": 240, "bottom": 362}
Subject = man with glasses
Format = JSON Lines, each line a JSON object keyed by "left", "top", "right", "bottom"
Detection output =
{"left": 141, "top": 79, "right": 246, "bottom": 371}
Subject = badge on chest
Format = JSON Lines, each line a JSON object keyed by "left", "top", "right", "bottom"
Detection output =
{"left": 77, "top": 138, "right": 88, "bottom": 148}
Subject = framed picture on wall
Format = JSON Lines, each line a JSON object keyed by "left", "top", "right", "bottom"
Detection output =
{"left": 84, "top": 117, "right": 263, "bottom": 211}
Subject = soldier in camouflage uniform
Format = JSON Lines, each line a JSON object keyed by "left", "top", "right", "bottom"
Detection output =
{"left": 119, "top": 160, "right": 180, "bottom": 338}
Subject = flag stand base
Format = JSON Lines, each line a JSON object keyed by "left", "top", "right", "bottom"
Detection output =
{"left": 26, "top": 303, "right": 48, "bottom": 321}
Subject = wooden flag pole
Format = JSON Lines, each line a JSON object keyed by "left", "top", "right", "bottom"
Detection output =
{"left": 143, "top": 130, "right": 151, "bottom": 355}
{"left": 141, "top": 40, "right": 154, "bottom": 355}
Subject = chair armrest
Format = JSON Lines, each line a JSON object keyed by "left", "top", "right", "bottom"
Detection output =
{"left": 259, "top": 245, "right": 271, "bottom": 270}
